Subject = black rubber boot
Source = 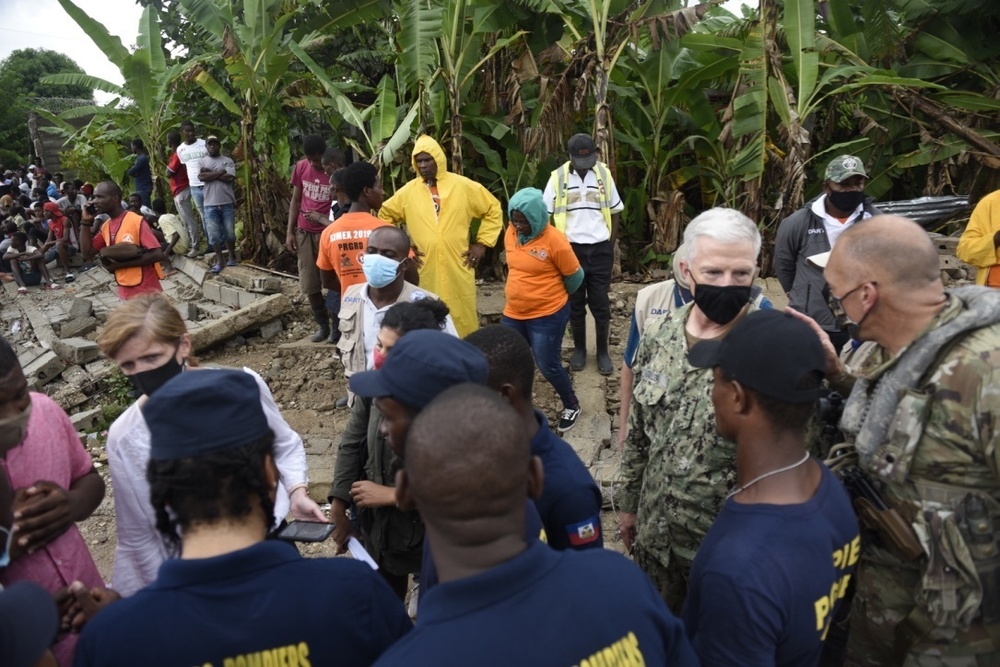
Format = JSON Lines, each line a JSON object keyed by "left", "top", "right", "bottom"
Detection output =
{"left": 596, "top": 321, "right": 613, "bottom": 376}
{"left": 311, "top": 307, "right": 330, "bottom": 343}
{"left": 327, "top": 327, "right": 340, "bottom": 345}
{"left": 570, "top": 320, "right": 587, "bottom": 371}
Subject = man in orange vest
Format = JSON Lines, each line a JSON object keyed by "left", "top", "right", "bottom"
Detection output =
{"left": 80, "top": 181, "right": 166, "bottom": 300}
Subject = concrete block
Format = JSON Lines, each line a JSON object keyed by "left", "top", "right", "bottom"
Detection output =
{"left": 54, "top": 338, "right": 101, "bottom": 365}
{"left": 250, "top": 277, "right": 281, "bottom": 294}
{"left": 23, "top": 351, "right": 65, "bottom": 387}
{"left": 259, "top": 318, "right": 283, "bottom": 341}
{"left": 197, "top": 302, "right": 232, "bottom": 320}
{"left": 70, "top": 408, "right": 102, "bottom": 431}
{"left": 84, "top": 358, "right": 114, "bottom": 381}
{"left": 220, "top": 284, "right": 241, "bottom": 308}
{"left": 60, "top": 316, "right": 98, "bottom": 339}
{"left": 174, "top": 256, "right": 209, "bottom": 285}
{"left": 202, "top": 280, "right": 222, "bottom": 303}
{"left": 17, "top": 347, "right": 45, "bottom": 370}
{"left": 190, "top": 294, "right": 293, "bottom": 352}
{"left": 237, "top": 289, "right": 260, "bottom": 309}
{"left": 69, "top": 298, "right": 94, "bottom": 319}
{"left": 174, "top": 302, "right": 200, "bottom": 322}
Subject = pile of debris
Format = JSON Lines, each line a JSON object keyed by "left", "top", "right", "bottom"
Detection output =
{"left": 4, "top": 255, "right": 301, "bottom": 434}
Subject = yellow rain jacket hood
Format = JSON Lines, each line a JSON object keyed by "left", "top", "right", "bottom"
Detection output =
{"left": 379, "top": 135, "right": 503, "bottom": 337}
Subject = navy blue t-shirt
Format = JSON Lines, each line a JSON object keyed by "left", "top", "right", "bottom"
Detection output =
{"left": 531, "top": 410, "right": 604, "bottom": 550}
{"left": 376, "top": 541, "right": 699, "bottom": 666}
{"left": 420, "top": 501, "right": 545, "bottom": 592}
{"left": 683, "top": 461, "right": 860, "bottom": 666}
{"left": 74, "top": 541, "right": 411, "bottom": 667}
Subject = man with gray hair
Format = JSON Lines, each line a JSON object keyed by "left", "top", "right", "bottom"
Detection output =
{"left": 617, "top": 207, "right": 763, "bottom": 612}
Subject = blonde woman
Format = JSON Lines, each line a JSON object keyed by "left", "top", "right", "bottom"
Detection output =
{"left": 97, "top": 293, "right": 325, "bottom": 596}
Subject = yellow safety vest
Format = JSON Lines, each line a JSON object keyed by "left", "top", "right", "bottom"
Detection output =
{"left": 100, "top": 211, "right": 165, "bottom": 287}
{"left": 550, "top": 162, "right": 613, "bottom": 234}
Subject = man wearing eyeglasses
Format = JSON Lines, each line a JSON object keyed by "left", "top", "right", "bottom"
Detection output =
{"left": 790, "top": 215, "right": 1000, "bottom": 666}
{"left": 775, "top": 155, "right": 881, "bottom": 352}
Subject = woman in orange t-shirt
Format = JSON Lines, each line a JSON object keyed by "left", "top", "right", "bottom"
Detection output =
{"left": 502, "top": 187, "right": 585, "bottom": 433}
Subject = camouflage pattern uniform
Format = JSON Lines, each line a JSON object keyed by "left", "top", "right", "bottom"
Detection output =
{"left": 619, "top": 301, "right": 758, "bottom": 611}
{"left": 845, "top": 294, "right": 1000, "bottom": 666}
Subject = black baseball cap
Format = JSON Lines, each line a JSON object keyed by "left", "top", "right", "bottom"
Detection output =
{"left": 349, "top": 330, "right": 489, "bottom": 409}
{"left": 567, "top": 133, "right": 598, "bottom": 170}
{"left": 688, "top": 310, "right": 826, "bottom": 403}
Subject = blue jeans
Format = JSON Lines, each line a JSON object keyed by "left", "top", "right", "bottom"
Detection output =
{"left": 190, "top": 185, "right": 207, "bottom": 241}
{"left": 501, "top": 301, "right": 578, "bottom": 410}
{"left": 204, "top": 203, "right": 236, "bottom": 246}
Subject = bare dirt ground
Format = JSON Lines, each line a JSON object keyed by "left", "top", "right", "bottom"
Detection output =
{"left": 77, "top": 277, "right": 789, "bottom": 582}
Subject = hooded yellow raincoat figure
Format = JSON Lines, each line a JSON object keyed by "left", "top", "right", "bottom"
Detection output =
{"left": 378, "top": 136, "right": 503, "bottom": 337}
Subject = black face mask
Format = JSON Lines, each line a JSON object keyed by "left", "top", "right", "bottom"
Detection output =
{"left": 690, "top": 276, "right": 752, "bottom": 325}
{"left": 828, "top": 190, "right": 865, "bottom": 213}
{"left": 129, "top": 355, "right": 184, "bottom": 397}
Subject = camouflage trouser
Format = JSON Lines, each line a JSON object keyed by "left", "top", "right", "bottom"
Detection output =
{"left": 847, "top": 558, "right": 1000, "bottom": 667}
{"left": 633, "top": 545, "right": 689, "bottom": 615}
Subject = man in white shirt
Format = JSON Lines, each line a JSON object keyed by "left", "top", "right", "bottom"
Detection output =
{"left": 543, "top": 134, "right": 624, "bottom": 375}
{"left": 175, "top": 120, "right": 209, "bottom": 244}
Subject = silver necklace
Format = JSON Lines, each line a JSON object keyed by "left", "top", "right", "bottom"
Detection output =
{"left": 726, "top": 452, "right": 811, "bottom": 499}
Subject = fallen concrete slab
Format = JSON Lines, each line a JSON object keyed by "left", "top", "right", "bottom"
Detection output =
{"left": 190, "top": 294, "right": 293, "bottom": 352}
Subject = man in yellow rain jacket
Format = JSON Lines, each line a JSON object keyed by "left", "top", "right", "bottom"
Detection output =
{"left": 956, "top": 189, "right": 1000, "bottom": 287}
{"left": 379, "top": 136, "right": 503, "bottom": 337}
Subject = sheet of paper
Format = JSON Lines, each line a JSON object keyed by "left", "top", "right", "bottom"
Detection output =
{"left": 347, "top": 537, "right": 379, "bottom": 570}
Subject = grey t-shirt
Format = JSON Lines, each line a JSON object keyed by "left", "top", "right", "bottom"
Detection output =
{"left": 199, "top": 155, "right": 236, "bottom": 207}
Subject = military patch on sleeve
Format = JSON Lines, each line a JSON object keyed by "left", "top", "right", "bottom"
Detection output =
{"left": 567, "top": 515, "right": 601, "bottom": 546}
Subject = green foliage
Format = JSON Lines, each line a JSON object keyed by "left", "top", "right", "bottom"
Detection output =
{"left": 0, "top": 48, "right": 93, "bottom": 163}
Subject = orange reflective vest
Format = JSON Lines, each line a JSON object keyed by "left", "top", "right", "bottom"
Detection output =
{"left": 100, "top": 211, "right": 164, "bottom": 287}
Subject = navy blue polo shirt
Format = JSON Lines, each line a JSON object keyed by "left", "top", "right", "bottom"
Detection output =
{"left": 683, "top": 462, "right": 860, "bottom": 666}
{"left": 375, "top": 541, "right": 698, "bottom": 666}
{"left": 74, "top": 541, "right": 411, "bottom": 667}
{"left": 531, "top": 410, "right": 604, "bottom": 550}
{"left": 420, "top": 501, "right": 545, "bottom": 591}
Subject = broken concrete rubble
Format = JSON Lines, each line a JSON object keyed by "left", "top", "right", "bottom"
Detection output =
{"left": 3, "top": 256, "right": 301, "bottom": 432}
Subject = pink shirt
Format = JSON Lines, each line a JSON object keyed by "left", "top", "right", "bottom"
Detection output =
{"left": 290, "top": 159, "right": 332, "bottom": 233}
{"left": 1, "top": 393, "right": 104, "bottom": 665}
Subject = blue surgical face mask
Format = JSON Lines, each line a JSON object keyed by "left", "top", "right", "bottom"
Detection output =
{"left": 363, "top": 253, "right": 402, "bottom": 289}
{"left": 0, "top": 525, "right": 11, "bottom": 567}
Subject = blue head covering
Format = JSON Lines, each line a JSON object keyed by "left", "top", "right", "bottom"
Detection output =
{"left": 508, "top": 187, "right": 549, "bottom": 245}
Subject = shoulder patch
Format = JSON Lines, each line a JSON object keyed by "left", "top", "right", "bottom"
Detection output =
{"left": 409, "top": 290, "right": 427, "bottom": 302}
{"left": 567, "top": 515, "right": 601, "bottom": 546}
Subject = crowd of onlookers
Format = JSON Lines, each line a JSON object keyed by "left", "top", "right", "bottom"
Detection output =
{"left": 3, "top": 132, "right": 1000, "bottom": 667}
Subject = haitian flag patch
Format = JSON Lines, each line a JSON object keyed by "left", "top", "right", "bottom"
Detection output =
{"left": 567, "top": 515, "right": 601, "bottom": 546}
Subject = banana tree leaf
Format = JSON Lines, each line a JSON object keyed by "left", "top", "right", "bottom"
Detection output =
{"left": 288, "top": 42, "right": 370, "bottom": 148}
{"left": 681, "top": 33, "right": 744, "bottom": 53}
{"left": 379, "top": 101, "right": 420, "bottom": 167}
{"left": 176, "top": 0, "right": 229, "bottom": 47}
{"left": 933, "top": 92, "right": 1000, "bottom": 112}
{"left": 191, "top": 69, "right": 241, "bottom": 117}
{"left": 825, "top": 0, "right": 860, "bottom": 39}
{"left": 784, "top": 0, "right": 818, "bottom": 115}
{"left": 40, "top": 73, "right": 124, "bottom": 97}
{"left": 398, "top": 0, "right": 444, "bottom": 94}
{"left": 136, "top": 5, "right": 166, "bottom": 77}
{"left": 371, "top": 76, "right": 400, "bottom": 146}
{"left": 56, "top": 0, "right": 130, "bottom": 68}
{"left": 809, "top": 139, "right": 872, "bottom": 165}
{"left": 33, "top": 110, "right": 78, "bottom": 135}
{"left": 913, "top": 33, "right": 969, "bottom": 64}
{"left": 122, "top": 57, "right": 157, "bottom": 118}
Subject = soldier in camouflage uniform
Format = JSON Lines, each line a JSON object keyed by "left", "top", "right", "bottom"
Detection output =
{"left": 618, "top": 208, "right": 763, "bottom": 612}
{"left": 795, "top": 215, "right": 1000, "bottom": 666}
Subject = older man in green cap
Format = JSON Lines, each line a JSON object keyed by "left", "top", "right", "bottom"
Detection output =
{"left": 774, "top": 154, "right": 881, "bottom": 352}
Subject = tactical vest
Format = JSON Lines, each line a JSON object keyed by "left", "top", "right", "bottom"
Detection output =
{"left": 841, "top": 287, "right": 1000, "bottom": 648}
{"left": 100, "top": 211, "right": 165, "bottom": 287}
{"left": 550, "top": 162, "right": 613, "bottom": 234}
